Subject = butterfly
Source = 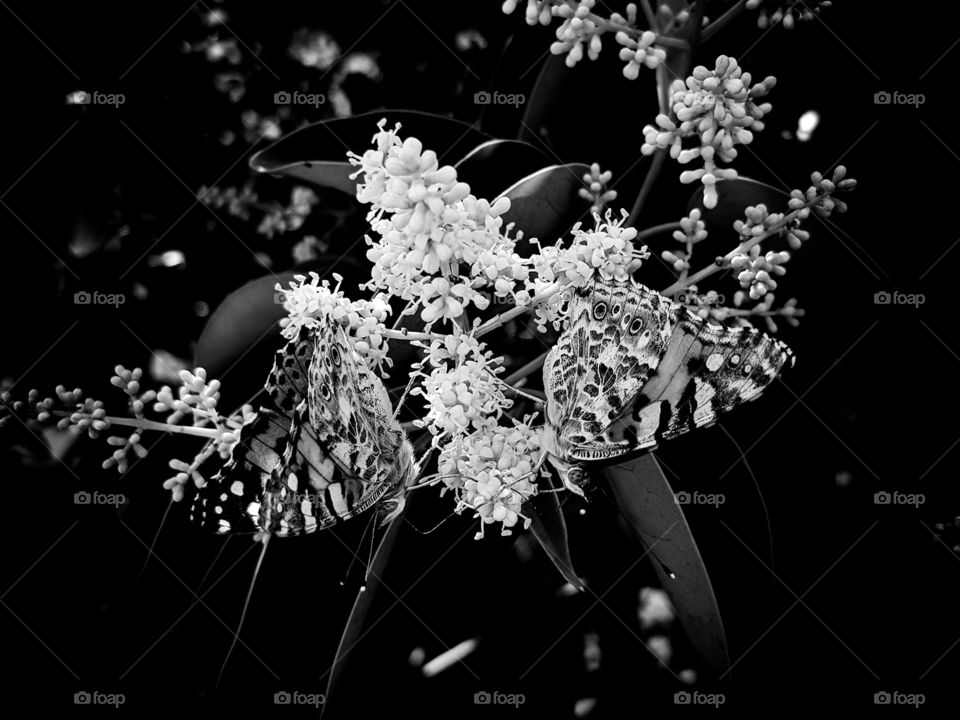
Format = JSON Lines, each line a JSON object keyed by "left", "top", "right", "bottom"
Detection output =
{"left": 190, "top": 316, "right": 416, "bottom": 537}
{"left": 540, "top": 274, "right": 794, "bottom": 493}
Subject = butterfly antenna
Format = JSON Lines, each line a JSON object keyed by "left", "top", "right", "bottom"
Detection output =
{"left": 135, "top": 495, "right": 174, "bottom": 582}
{"left": 412, "top": 445, "right": 436, "bottom": 481}
{"left": 341, "top": 510, "right": 380, "bottom": 586}
{"left": 403, "top": 511, "right": 458, "bottom": 535}
{"left": 390, "top": 374, "right": 418, "bottom": 423}
{"left": 215, "top": 535, "right": 270, "bottom": 695}
{"left": 196, "top": 535, "right": 233, "bottom": 594}
{"left": 365, "top": 514, "right": 379, "bottom": 580}
{"left": 718, "top": 424, "right": 776, "bottom": 583}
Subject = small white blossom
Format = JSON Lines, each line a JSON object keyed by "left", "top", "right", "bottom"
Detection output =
{"left": 642, "top": 56, "right": 776, "bottom": 208}
{"left": 438, "top": 417, "right": 543, "bottom": 537}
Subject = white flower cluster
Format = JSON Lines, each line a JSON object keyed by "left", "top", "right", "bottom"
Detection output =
{"left": 156, "top": 369, "right": 257, "bottom": 501}
{"left": 349, "top": 120, "right": 529, "bottom": 327}
{"left": 642, "top": 56, "right": 776, "bottom": 209}
{"left": 662, "top": 208, "right": 708, "bottom": 273}
{"left": 746, "top": 0, "right": 833, "bottom": 30}
{"left": 270, "top": 122, "right": 657, "bottom": 535}
{"left": 438, "top": 417, "right": 543, "bottom": 538}
{"left": 411, "top": 332, "right": 512, "bottom": 440}
{"left": 533, "top": 209, "right": 649, "bottom": 288}
{"left": 578, "top": 163, "right": 618, "bottom": 215}
{"left": 503, "top": 1, "right": 666, "bottom": 76}
{"left": 276, "top": 271, "right": 393, "bottom": 373}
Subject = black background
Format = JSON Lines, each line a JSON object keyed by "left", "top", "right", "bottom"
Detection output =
{"left": 0, "top": 1, "right": 956, "bottom": 716}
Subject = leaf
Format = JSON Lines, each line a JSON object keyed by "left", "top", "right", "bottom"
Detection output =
{"left": 453, "top": 139, "right": 549, "bottom": 201}
{"left": 321, "top": 513, "right": 404, "bottom": 719}
{"left": 519, "top": 53, "right": 569, "bottom": 142}
{"left": 687, "top": 176, "right": 789, "bottom": 238}
{"left": 603, "top": 454, "right": 730, "bottom": 678}
{"left": 525, "top": 478, "right": 585, "bottom": 591}
{"left": 249, "top": 110, "right": 490, "bottom": 193}
{"left": 497, "top": 163, "right": 592, "bottom": 248}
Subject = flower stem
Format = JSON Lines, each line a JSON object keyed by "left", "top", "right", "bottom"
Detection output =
{"left": 635, "top": 221, "right": 682, "bottom": 242}
{"left": 504, "top": 350, "right": 550, "bottom": 385}
{"left": 381, "top": 327, "right": 448, "bottom": 343}
{"left": 627, "top": 147, "right": 668, "bottom": 227}
{"left": 474, "top": 283, "right": 561, "bottom": 339}
{"left": 701, "top": 0, "right": 748, "bottom": 42}
{"left": 51, "top": 411, "right": 220, "bottom": 438}
{"left": 660, "top": 193, "right": 826, "bottom": 297}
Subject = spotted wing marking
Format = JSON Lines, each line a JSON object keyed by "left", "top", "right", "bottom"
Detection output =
{"left": 543, "top": 275, "right": 794, "bottom": 466}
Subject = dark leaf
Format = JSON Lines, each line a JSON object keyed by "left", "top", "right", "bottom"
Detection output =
{"left": 603, "top": 454, "right": 730, "bottom": 678}
{"left": 498, "top": 163, "right": 592, "bottom": 250}
{"left": 249, "top": 110, "right": 490, "bottom": 193}
{"left": 525, "top": 476, "right": 585, "bottom": 591}
{"left": 454, "top": 139, "right": 549, "bottom": 200}
{"left": 519, "top": 53, "right": 569, "bottom": 142}
{"left": 321, "top": 513, "right": 405, "bottom": 719}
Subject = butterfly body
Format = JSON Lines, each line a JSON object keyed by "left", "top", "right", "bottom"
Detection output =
{"left": 542, "top": 275, "right": 794, "bottom": 492}
{"left": 191, "top": 319, "right": 415, "bottom": 537}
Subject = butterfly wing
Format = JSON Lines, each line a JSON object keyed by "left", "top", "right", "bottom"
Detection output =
{"left": 189, "top": 406, "right": 290, "bottom": 535}
{"left": 544, "top": 276, "right": 672, "bottom": 457}
{"left": 192, "top": 321, "right": 412, "bottom": 538}
{"left": 544, "top": 275, "right": 793, "bottom": 463}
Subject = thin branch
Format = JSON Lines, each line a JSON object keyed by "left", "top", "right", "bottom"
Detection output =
{"left": 627, "top": 147, "right": 668, "bottom": 227}
{"left": 701, "top": 0, "right": 748, "bottom": 42}
{"left": 635, "top": 221, "right": 682, "bottom": 242}
{"left": 660, "top": 193, "right": 827, "bottom": 297}
{"left": 50, "top": 411, "right": 220, "bottom": 438}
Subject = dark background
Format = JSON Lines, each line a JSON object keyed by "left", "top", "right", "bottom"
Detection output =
{"left": 0, "top": 0, "right": 956, "bottom": 716}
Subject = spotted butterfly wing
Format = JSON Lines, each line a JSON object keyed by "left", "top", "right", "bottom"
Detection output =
{"left": 191, "top": 319, "right": 414, "bottom": 537}
{"left": 542, "top": 275, "right": 793, "bottom": 482}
